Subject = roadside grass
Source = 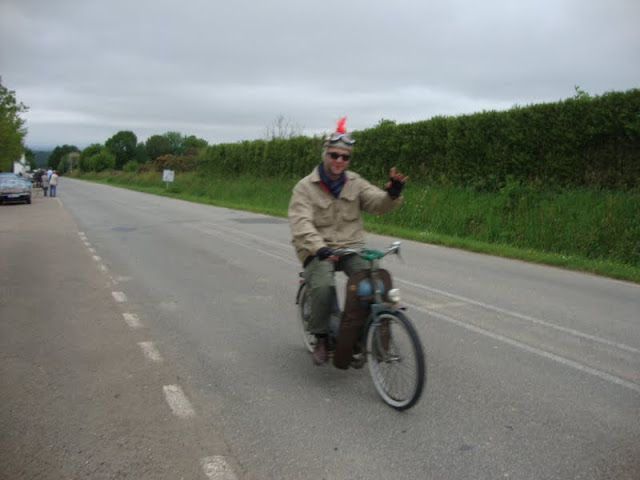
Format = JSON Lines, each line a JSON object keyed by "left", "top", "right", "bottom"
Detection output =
{"left": 72, "top": 170, "right": 640, "bottom": 283}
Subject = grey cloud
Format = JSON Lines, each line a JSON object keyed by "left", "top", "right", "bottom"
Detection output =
{"left": 1, "top": 0, "right": 638, "bottom": 149}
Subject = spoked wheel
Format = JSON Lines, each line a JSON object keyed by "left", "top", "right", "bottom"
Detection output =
{"left": 297, "top": 283, "right": 316, "bottom": 353}
{"left": 366, "top": 312, "right": 425, "bottom": 410}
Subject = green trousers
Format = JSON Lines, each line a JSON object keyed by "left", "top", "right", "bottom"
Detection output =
{"left": 304, "top": 254, "right": 369, "bottom": 335}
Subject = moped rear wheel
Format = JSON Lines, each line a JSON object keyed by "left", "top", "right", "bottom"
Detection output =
{"left": 366, "top": 312, "right": 425, "bottom": 410}
{"left": 297, "top": 283, "right": 316, "bottom": 353}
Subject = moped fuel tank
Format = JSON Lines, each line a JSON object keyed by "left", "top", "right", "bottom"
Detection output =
{"left": 356, "top": 278, "right": 385, "bottom": 307}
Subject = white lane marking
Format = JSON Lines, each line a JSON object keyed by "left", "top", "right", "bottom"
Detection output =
{"left": 201, "top": 456, "right": 238, "bottom": 480}
{"left": 413, "top": 304, "right": 640, "bottom": 394}
{"left": 83, "top": 241, "right": 91, "bottom": 247}
{"left": 163, "top": 385, "right": 195, "bottom": 418}
{"left": 123, "top": 313, "right": 142, "bottom": 328}
{"left": 88, "top": 247, "right": 96, "bottom": 253}
{"left": 99, "top": 264, "right": 108, "bottom": 273}
{"left": 78, "top": 232, "right": 86, "bottom": 238}
{"left": 399, "top": 278, "right": 640, "bottom": 355}
{"left": 112, "top": 291, "right": 127, "bottom": 303}
{"left": 421, "top": 301, "right": 467, "bottom": 310}
{"left": 92, "top": 255, "right": 102, "bottom": 262}
{"left": 138, "top": 341, "right": 163, "bottom": 362}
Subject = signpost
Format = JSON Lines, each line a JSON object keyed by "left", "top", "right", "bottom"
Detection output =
{"left": 162, "top": 169, "right": 175, "bottom": 189}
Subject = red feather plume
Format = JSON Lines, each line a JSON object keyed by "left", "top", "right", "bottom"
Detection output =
{"left": 336, "top": 116, "right": 347, "bottom": 133}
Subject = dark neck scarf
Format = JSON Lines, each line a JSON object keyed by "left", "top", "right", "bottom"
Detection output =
{"left": 317, "top": 163, "right": 346, "bottom": 198}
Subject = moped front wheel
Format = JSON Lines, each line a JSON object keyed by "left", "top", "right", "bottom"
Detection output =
{"left": 297, "top": 283, "right": 316, "bottom": 353}
{"left": 366, "top": 311, "right": 425, "bottom": 410}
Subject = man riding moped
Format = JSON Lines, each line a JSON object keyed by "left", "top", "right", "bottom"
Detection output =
{"left": 288, "top": 117, "right": 408, "bottom": 366}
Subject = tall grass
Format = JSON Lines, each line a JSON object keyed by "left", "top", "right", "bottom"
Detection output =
{"left": 370, "top": 181, "right": 639, "bottom": 267}
{"left": 73, "top": 171, "right": 639, "bottom": 283}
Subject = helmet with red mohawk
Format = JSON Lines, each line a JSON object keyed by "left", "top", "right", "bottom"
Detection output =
{"left": 323, "top": 116, "right": 356, "bottom": 151}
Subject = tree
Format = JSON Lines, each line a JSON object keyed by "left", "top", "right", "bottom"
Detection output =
{"left": 145, "top": 134, "right": 172, "bottom": 161}
{"left": 183, "top": 135, "right": 208, "bottom": 155}
{"left": 0, "top": 77, "right": 29, "bottom": 172}
{"left": 58, "top": 154, "right": 72, "bottom": 174}
{"left": 105, "top": 130, "right": 137, "bottom": 169}
{"left": 24, "top": 147, "right": 37, "bottom": 170}
{"left": 376, "top": 118, "right": 397, "bottom": 128}
{"left": 164, "top": 131, "right": 184, "bottom": 155}
{"left": 49, "top": 144, "right": 79, "bottom": 169}
{"left": 134, "top": 142, "right": 149, "bottom": 163}
{"left": 264, "top": 114, "right": 303, "bottom": 140}
{"left": 79, "top": 144, "right": 103, "bottom": 172}
{"left": 80, "top": 148, "right": 115, "bottom": 172}
{"left": 573, "top": 85, "right": 591, "bottom": 100}
{"left": 145, "top": 131, "right": 203, "bottom": 159}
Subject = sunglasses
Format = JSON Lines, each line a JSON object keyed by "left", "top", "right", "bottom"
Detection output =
{"left": 327, "top": 152, "right": 351, "bottom": 161}
{"left": 326, "top": 132, "right": 356, "bottom": 145}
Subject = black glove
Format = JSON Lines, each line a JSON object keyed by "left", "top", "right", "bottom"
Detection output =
{"left": 316, "top": 246, "right": 334, "bottom": 261}
{"left": 386, "top": 177, "right": 405, "bottom": 198}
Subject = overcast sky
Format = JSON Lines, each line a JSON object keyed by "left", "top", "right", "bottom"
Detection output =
{"left": 1, "top": 0, "right": 639, "bottom": 150}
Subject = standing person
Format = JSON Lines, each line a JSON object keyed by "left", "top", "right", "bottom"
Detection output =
{"left": 41, "top": 171, "right": 49, "bottom": 196}
{"left": 287, "top": 117, "right": 408, "bottom": 365}
{"left": 49, "top": 171, "right": 59, "bottom": 197}
{"left": 46, "top": 168, "right": 53, "bottom": 180}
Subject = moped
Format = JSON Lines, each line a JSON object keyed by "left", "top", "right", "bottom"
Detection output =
{"left": 296, "top": 241, "right": 425, "bottom": 410}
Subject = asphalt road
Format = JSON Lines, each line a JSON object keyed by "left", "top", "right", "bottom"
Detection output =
{"left": 2, "top": 177, "right": 639, "bottom": 480}
{"left": 0, "top": 190, "right": 236, "bottom": 479}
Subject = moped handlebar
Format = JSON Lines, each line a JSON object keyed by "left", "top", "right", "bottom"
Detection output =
{"left": 333, "top": 241, "right": 402, "bottom": 262}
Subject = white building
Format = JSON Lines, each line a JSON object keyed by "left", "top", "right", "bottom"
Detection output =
{"left": 13, "top": 154, "right": 30, "bottom": 175}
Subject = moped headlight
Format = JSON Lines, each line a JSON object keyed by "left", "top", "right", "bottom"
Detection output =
{"left": 387, "top": 288, "right": 401, "bottom": 304}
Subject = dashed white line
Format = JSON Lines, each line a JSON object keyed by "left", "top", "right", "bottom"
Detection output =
{"left": 201, "top": 456, "right": 238, "bottom": 480}
{"left": 122, "top": 312, "right": 142, "bottom": 328}
{"left": 112, "top": 291, "right": 127, "bottom": 303}
{"left": 138, "top": 341, "right": 163, "bottom": 362}
{"left": 79, "top": 228, "right": 219, "bottom": 478}
{"left": 163, "top": 385, "right": 195, "bottom": 418}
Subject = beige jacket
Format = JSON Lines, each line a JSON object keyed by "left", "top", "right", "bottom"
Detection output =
{"left": 288, "top": 166, "right": 402, "bottom": 264}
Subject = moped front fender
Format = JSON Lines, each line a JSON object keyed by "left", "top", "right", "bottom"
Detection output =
{"left": 363, "top": 306, "right": 408, "bottom": 334}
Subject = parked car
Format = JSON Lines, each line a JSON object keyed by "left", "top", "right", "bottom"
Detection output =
{"left": 0, "top": 177, "right": 32, "bottom": 204}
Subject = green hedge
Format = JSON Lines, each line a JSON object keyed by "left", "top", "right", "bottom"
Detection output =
{"left": 198, "top": 89, "right": 640, "bottom": 190}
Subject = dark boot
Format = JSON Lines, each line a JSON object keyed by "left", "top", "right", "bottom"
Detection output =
{"left": 312, "top": 336, "right": 328, "bottom": 366}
